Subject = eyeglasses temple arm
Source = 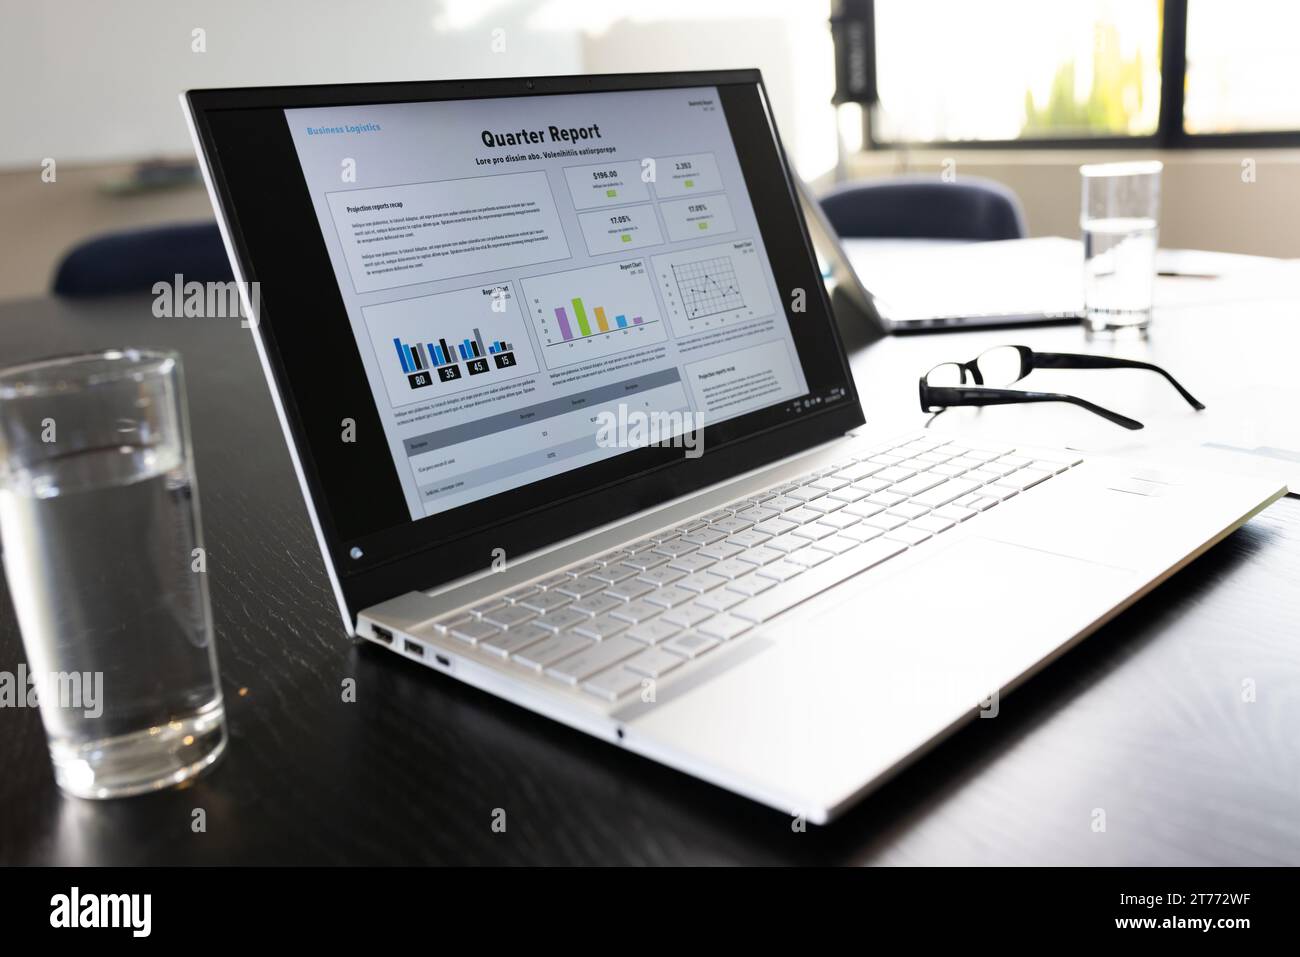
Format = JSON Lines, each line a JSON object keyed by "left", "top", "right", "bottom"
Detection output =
{"left": 921, "top": 385, "right": 1144, "bottom": 430}
{"left": 1029, "top": 352, "right": 1205, "bottom": 410}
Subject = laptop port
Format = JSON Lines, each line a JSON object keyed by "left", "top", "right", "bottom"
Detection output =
{"left": 371, "top": 625, "right": 393, "bottom": 645}
{"left": 403, "top": 639, "right": 424, "bottom": 657}
{"left": 435, "top": 654, "right": 451, "bottom": 668}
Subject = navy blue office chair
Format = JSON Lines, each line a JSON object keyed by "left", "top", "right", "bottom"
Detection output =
{"left": 819, "top": 176, "right": 1027, "bottom": 241}
{"left": 52, "top": 222, "right": 234, "bottom": 297}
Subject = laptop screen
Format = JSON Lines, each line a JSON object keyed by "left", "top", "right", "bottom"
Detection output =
{"left": 191, "top": 74, "right": 859, "bottom": 594}
{"left": 283, "top": 88, "right": 810, "bottom": 520}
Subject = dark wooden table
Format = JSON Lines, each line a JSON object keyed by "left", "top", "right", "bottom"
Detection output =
{"left": 1, "top": 291, "right": 1298, "bottom": 865}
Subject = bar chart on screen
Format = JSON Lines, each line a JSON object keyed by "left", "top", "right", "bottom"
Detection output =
{"left": 653, "top": 239, "right": 775, "bottom": 339}
{"left": 362, "top": 284, "right": 539, "bottom": 407}
{"left": 520, "top": 258, "right": 668, "bottom": 369}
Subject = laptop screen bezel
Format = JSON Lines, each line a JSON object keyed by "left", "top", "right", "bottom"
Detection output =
{"left": 185, "top": 70, "right": 864, "bottom": 623}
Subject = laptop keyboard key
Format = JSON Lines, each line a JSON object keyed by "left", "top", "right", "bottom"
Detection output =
{"left": 661, "top": 603, "right": 715, "bottom": 628}
{"left": 662, "top": 632, "right": 720, "bottom": 660}
{"left": 622, "top": 552, "right": 669, "bottom": 571}
{"left": 697, "top": 615, "right": 751, "bottom": 641}
{"left": 887, "top": 473, "right": 946, "bottom": 497}
{"left": 643, "top": 585, "right": 697, "bottom": 608}
{"left": 677, "top": 571, "right": 728, "bottom": 593}
{"left": 653, "top": 537, "right": 699, "bottom": 558}
{"left": 573, "top": 614, "right": 631, "bottom": 640}
{"left": 680, "top": 528, "right": 727, "bottom": 546}
{"left": 710, "top": 558, "right": 755, "bottom": 579}
{"left": 482, "top": 605, "right": 539, "bottom": 629}
{"left": 884, "top": 525, "right": 932, "bottom": 546}
{"left": 432, "top": 613, "right": 472, "bottom": 634}
{"left": 910, "top": 514, "right": 955, "bottom": 534}
{"left": 755, "top": 560, "right": 804, "bottom": 582}
{"left": 533, "top": 608, "right": 589, "bottom": 632}
{"left": 572, "top": 595, "right": 625, "bottom": 621}
{"left": 736, "top": 545, "right": 783, "bottom": 565}
{"left": 513, "top": 634, "right": 590, "bottom": 670}
{"left": 520, "top": 591, "right": 572, "bottom": 614}
{"left": 754, "top": 517, "right": 797, "bottom": 537}
{"left": 625, "top": 619, "right": 682, "bottom": 645}
{"left": 638, "top": 566, "right": 686, "bottom": 587}
{"left": 605, "top": 579, "right": 655, "bottom": 601}
{"left": 861, "top": 512, "right": 908, "bottom": 532}
{"left": 556, "top": 576, "right": 607, "bottom": 599}
{"left": 582, "top": 667, "right": 644, "bottom": 701}
{"left": 727, "top": 529, "right": 771, "bottom": 549}
{"left": 625, "top": 647, "right": 684, "bottom": 678}
{"left": 996, "top": 467, "right": 1053, "bottom": 492}
{"left": 726, "top": 573, "right": 777, "bottom": 597}
{"left": 887, "top": 502, "right": 930, "bottom": 521}
{"left": 814, "top": 535, "right": 858, "bottom": 555}
{"left": 480, "top": 623, "right": 550, "bottom": 658}
{"left": 591, "top": 563, "right": 640, "bottom": 584}
{"left": 668, "top": 553, "right": 716, "bottom": 574}
{"left": 694, "top": 587, "right": 746, "bottom": 612}
{"left": 546, "top": 636, "right": 641, "bottom": 684}
{"left": 911, "top": 479, "right": 981, "bottom": 509}
{"left": 451, "top": 620, "right": 502, "bottom": 644}
{"left": 839, "top": 523, "right": 883, "bottom": 543}
{"left": 697, "top": 541, "right": 744, "bottom": 561}
{"left": 764, "top": 534, "right": 808, "bottom": 554}
{"left": 934, "top": 505, "right": 978, "bottom": 523}
{"left": 785, "top": 546, "right": 833, "bottom": 567}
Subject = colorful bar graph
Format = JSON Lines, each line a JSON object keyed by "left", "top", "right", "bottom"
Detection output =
{"left": 549, "top": 298, "right": 650, "bottom": 344}
{"left": 555, "top": 307, "right": 574, "bottom": 341}
{"left": 571, "top": 297, "right": 592, "bottom": 338}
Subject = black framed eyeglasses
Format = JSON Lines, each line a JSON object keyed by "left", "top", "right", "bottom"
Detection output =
{"left": 918, "top": 346, "right": 1205, "bottom": 431}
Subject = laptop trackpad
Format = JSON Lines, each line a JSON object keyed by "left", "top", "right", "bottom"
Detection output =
{"left": 629, "top": 538, "right": 1139, "bottom": 813}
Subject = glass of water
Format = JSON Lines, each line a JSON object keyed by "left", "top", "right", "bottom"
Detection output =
{"left": 0, "top": 349, "right": 225, "bottom": 798}
{"left": 1080, "top": 160, "right": 1162, "bottom": 336}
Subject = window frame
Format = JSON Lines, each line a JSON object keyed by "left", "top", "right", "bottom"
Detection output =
{"left": 864, "top": 0, "right": 1300, "bottom": 150}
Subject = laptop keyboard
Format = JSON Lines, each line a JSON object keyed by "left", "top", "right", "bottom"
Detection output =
{"left": 421, "top": 434, "right": 1082, "bottom": 702}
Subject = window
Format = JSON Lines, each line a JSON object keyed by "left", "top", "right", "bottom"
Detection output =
{"left": 872, "top": 0, "right": 1162, "bottom": 144}
{"left": 1184, "top": 0, "right": 1300, "bottom": 134}
{"left": 866, "top": 0, "right": 1300, "bottom": 148}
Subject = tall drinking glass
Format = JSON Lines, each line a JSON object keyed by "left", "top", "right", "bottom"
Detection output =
{"left": 1080, "top": 160, "right": 1162, "bottom": 336}
{"left": 0, "top": 350, "right": 225, "bottom": 798}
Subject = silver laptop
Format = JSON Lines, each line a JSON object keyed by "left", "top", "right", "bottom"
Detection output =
{"left": 184, "top": 71, "right": 1283, "bottom": 823}
{"left": 796, "top": 176, "right": 1085, "bottom": 332}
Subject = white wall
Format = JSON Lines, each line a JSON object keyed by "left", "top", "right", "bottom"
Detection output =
{"left": 579, "top": 8, "right": 839, "bottom": 182}
{"left": 0, "top": 0, "right": 583, "bottom": 169}
{"left": 846, "top": 148, "right": 1300, "bottom": 259}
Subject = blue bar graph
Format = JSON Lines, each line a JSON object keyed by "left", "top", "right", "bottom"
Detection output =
{"left": 393, "top": 330, "right": 517, "bottom": 390}
{"left": 615, "top": 314, "right": 628, "bottom": 328}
